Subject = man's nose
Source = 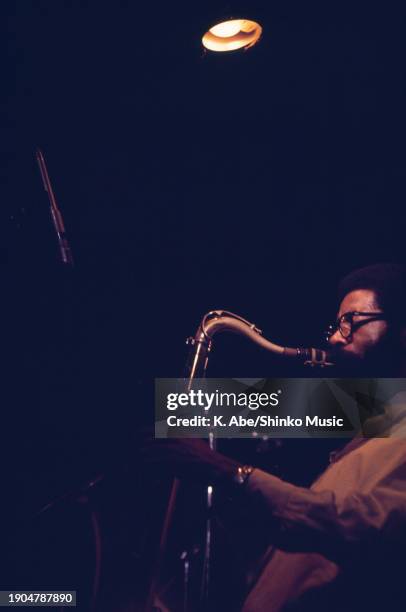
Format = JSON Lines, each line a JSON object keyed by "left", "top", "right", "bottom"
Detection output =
{"left": 328, "top": 330, "right": 347, "bottom": 346}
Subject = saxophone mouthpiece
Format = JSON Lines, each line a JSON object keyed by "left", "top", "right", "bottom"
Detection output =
{"left": 285, "top": 346, "right": 334, "bottom": 367}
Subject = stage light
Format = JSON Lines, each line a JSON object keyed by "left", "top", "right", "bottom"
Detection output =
{"left": 202, "top": 19, "right": 262, "bottom": 53}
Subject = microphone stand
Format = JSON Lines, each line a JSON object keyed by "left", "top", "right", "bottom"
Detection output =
{"left": 36, "top": 149, "right": 74, "bottom": 267}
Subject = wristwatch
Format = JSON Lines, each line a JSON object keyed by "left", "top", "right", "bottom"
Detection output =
{"left": 234, "top": 464, "right": 254, "bottom": 486}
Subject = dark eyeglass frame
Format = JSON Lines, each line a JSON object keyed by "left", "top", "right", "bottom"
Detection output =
{"left": 326, "top": 311, "right": 386, "bottom": 341}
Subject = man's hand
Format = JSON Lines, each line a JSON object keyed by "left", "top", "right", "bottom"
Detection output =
{"left": 140, "top": 438, "right": 241, "bottom": 485}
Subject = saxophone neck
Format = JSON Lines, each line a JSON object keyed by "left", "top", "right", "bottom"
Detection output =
{"left": 184, "top": 310, "right": 333, "bottom": 383}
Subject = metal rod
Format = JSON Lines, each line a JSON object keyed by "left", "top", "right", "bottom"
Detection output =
{"left": 36, "top": 148, "right": 74, "bottom": 266}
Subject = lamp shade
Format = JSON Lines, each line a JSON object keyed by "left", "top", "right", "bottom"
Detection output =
{"left": 202, "top": 19, "right": 262, "bottom": 52}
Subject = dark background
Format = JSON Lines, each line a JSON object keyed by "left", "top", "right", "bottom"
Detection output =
{"left": 3, "top": 1, "right": 406, "bottom": 609}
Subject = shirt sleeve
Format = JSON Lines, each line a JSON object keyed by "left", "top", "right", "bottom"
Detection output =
{"left": 244, "top": 440, "right": 406, "bottom": 564}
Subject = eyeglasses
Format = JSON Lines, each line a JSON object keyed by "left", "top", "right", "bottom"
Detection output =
{"left": 326, "top": 311, "right": 386, "bottom": 341}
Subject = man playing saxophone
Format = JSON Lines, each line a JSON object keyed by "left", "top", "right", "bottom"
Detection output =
{"left": 144, "top": 263, "right": 406, "bottom": 612}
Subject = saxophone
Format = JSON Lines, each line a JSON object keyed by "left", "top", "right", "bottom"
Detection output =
{"left": 145, "top": 310, "right": 333, "bottom": 611}
{"left": 185, "top": 309, "right": 333, "bottom": 385}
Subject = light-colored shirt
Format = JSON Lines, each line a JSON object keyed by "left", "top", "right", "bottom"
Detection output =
{"left": 242, "top": 399, "right": 406, "bottom": 611}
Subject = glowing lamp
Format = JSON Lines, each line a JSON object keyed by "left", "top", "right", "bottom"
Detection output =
{"left": 202, "top": 19, "right": 262, "bottom": 53}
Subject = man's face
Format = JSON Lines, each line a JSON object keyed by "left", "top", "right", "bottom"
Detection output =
{"left": 328, "top": 289, "right": 389, "bottom": 368}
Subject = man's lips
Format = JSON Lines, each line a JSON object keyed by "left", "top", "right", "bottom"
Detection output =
{"left": 329, "top": 346, "right": 362, "bottom": 363}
